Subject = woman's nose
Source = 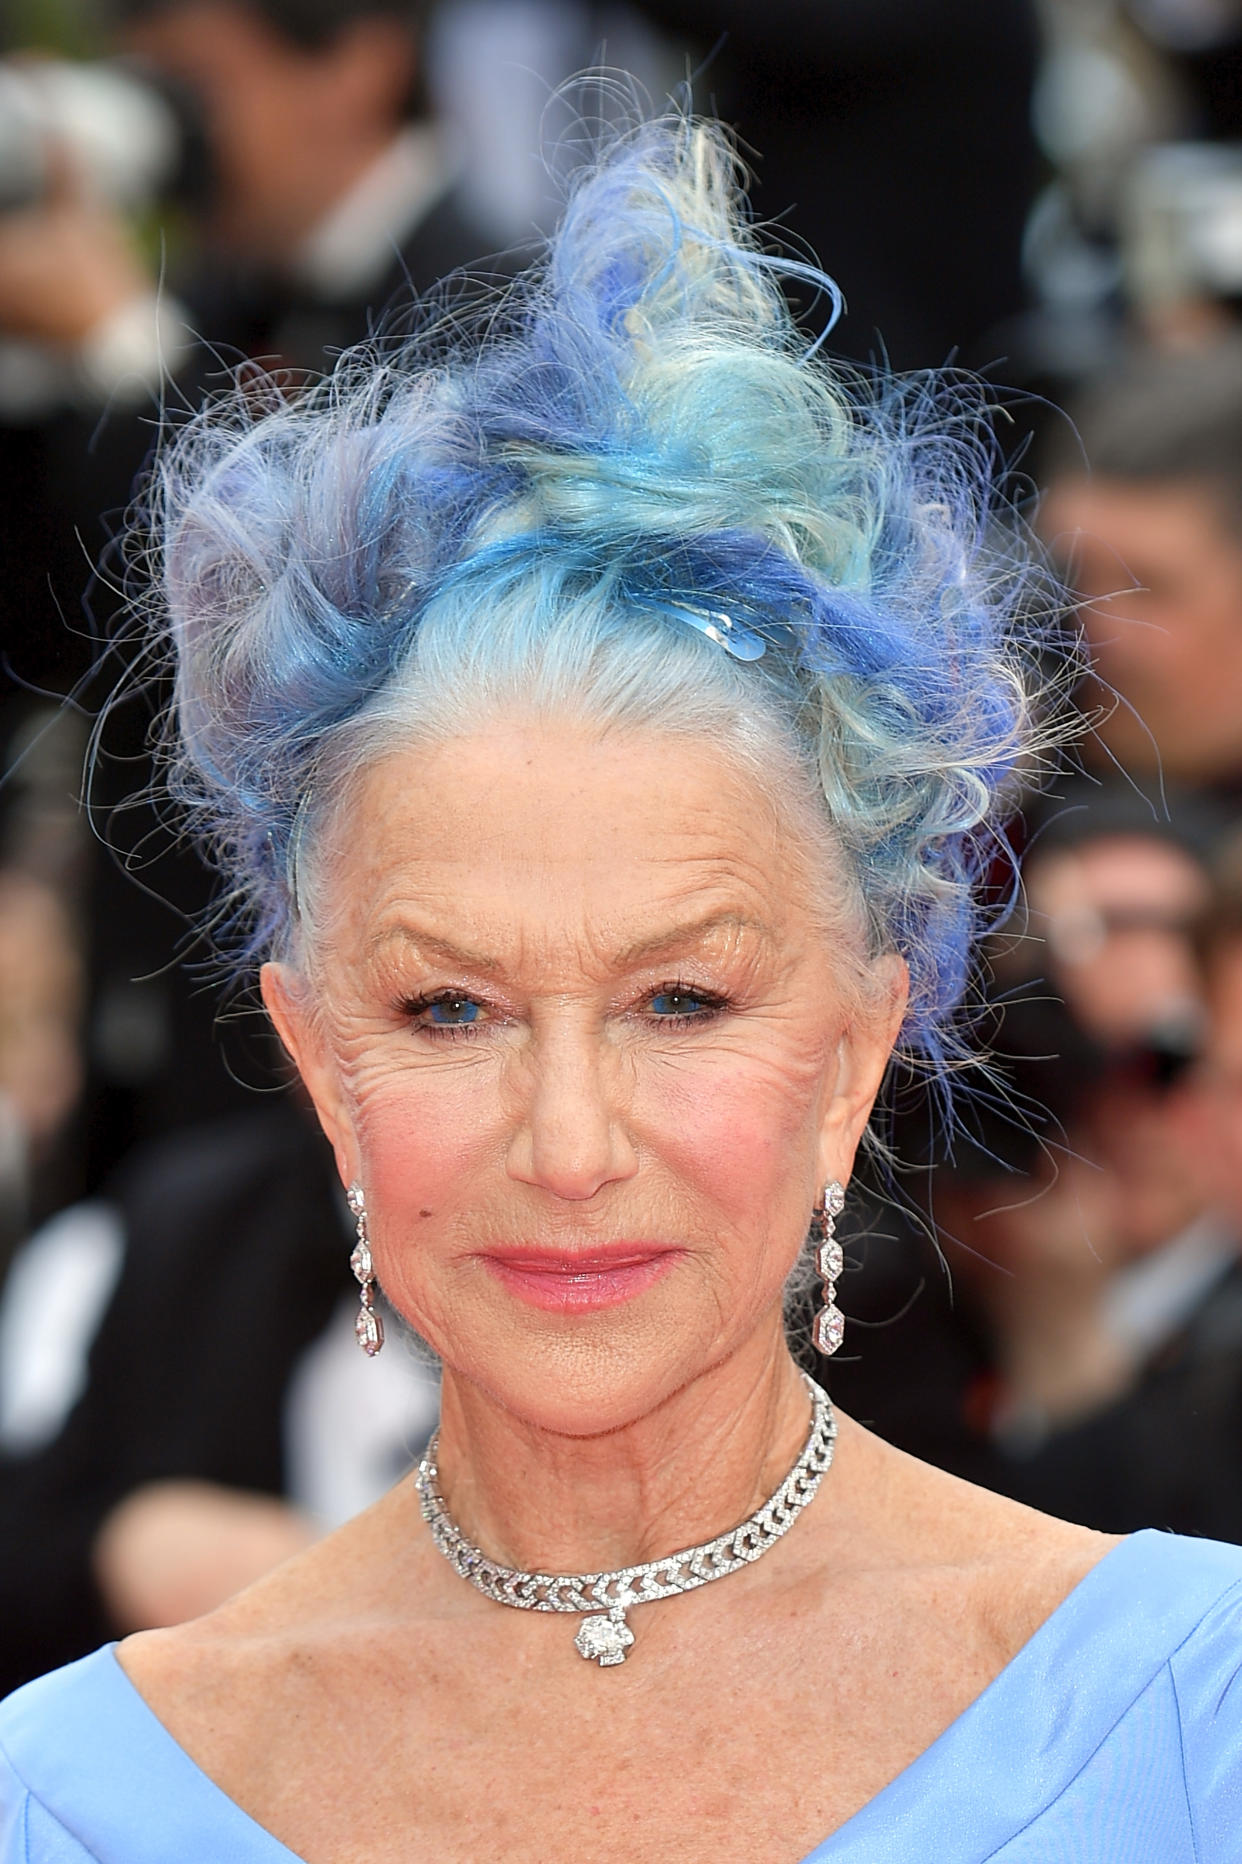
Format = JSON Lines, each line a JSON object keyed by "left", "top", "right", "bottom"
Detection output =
{"left": 505, "top": 1023, "right": 638, "bottom": 1200}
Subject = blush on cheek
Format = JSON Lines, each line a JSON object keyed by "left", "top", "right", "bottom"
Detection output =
{"left": 352, "top": 1083, "right": 490, "bottom": 1280}
{"left": 649, "top": 1060, "right": 818, "bottom": 1252}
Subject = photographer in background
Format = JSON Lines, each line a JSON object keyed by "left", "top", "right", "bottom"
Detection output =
{"left": 946, "top": 793, "right": 1224, "bottom": 1467}
{"left": 0, "top": 0, "right": 513, "bottom": 1187}
{"left": 0, "top": 1100, "right": 441, "bottom": 1699}
{"left": 825, "top": 786, "right": 1242, "bottom": 1540}
{"left": 1041, "top": 339, "right": 1242, "bottom": 792}
{"left": 0, "top": 0, "right": 475, "bottom": 418}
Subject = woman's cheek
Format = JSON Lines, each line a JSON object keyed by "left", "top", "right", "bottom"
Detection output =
{"left": 638, "top": 1039, "right": 827, "bottom": 1242}
{"left": 347, "top": 1055, "right": 504, "bottom": 1255}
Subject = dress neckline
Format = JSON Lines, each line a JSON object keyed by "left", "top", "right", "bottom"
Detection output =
{"left": 8, "top": 1528, "right": 1240, "bottom": 1864}
{"left": 801, "top": 1526, "right": 1242, "bottom": 1859}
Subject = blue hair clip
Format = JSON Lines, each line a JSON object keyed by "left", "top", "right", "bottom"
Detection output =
{"left": 649, "top": 600, "right": 768, "bottom": 662}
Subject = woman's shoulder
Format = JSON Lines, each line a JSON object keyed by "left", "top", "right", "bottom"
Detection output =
{"left": 0, "top": 1503, "right": 417, "bottom": 1863}
{"left": 1, "top": 1649, "right": 116, "bottom": 1861}
{"left": 949, "top": 1463, "right": 1242, "bottom": 1680}
{"left": 1, "top": 1646, "right": 122, "bottom": 1776}
{"left": 1085, "top": 1526, "right": 1242, "bottom": 1660}
{"left": 1012, "top": 1528, "right": 1242, "bottom": 1832}
{"left": 0, "top": 1644, "right": 279, "bottom": 1863}
{"left": 806, "top": 1529, "right": 1242, "bottom": 1861}
{"left": 1019, "top": 1531, "right": 1242, "bottom": 1855}
{"left": 848, "top": 1429, "right": 1242, "bottom": 1703}
{"left": 0, "top": 1641, "right": 302, "bottom": 1863}
{"left": 105, "top": 1496, "right": 431, "bottom": 1792}
{"left": 1149, "top": 1533, "right": 1242, "bottom": 1845}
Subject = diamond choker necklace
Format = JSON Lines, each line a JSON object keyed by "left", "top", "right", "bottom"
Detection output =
{"left": 414, "top": 1373, "right": 837, "bottom": 1667}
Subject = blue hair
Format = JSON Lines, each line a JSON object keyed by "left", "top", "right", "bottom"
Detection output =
{"left": 150, "top": 114, "right": 1070, "bottom": 1083}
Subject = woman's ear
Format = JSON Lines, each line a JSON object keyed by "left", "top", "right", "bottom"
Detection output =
{"left": 260, "top": 961, "right": 358, "bottom": 1186}
{"left": 817, "top": 952, "right": 909, "bottom": 1185}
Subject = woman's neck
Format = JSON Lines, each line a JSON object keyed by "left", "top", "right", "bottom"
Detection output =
{"left": 433, "top": 1332, "right": 814, "bottom": 1575}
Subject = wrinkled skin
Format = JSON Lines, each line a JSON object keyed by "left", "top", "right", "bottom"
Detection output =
{"left": 115, "top": 715, "right": 1111, "bottom": 1864}
{"left": 264, "top": 715, "right": 903, "bottom": 1535}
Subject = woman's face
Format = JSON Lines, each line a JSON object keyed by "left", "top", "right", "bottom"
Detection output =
{"left": 265, "top": 715, "right": 903, "bottom": 1433}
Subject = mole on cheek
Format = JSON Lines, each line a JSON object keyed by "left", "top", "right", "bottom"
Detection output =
{"left": 419, "top": 1208, "right": 433, "bottom": 1219}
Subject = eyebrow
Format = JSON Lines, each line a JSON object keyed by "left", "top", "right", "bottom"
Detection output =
{"left": 369, "top": 926, "right": 504, "bottom": 973}
{"left": 613, "top": 912, "right": 772, "bottom": 967}
{"left": 371, "top": 911, "right": 770, "bottom": 974}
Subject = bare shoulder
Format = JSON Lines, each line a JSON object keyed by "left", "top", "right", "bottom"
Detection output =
{"left": 829, "top": 1413, "right": 1120, "bottom": 1661}
{"left": 117, "top": 1487, "right": 426, "bottom": 1747}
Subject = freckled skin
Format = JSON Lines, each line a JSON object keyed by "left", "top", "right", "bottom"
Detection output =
{"left": 267, "top": 715, "right": 898, "bottom": 1449}
{"left": 118, "top": 712, "right": 1117, "bottom": 1864}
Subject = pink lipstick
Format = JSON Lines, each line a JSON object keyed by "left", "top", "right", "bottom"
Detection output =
{"left": 480, "top": 1245, "right": 680, "bottom": 1313}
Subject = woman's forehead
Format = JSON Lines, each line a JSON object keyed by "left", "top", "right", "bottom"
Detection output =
{"left": 319, "top": 721, "right": 826, "bottom": 963}
{"left": 338, "top": 722, "right": 798, "bottom": 877}
{"left": 364, "top": 904, "right": 782, "bottom": 981}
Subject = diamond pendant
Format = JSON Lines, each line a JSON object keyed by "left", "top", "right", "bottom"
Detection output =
{"left": 355, "top": 1303, "right": 384, "bottom": 1356}
{"left": 814, "top": 1302, "right": 845, "bottom": 1355}
{"left": 816, "top": 1236, "right": 844, "bottom": 1283}
{"left": 574, "top": 1607, "right": 635, "bottom": 1666}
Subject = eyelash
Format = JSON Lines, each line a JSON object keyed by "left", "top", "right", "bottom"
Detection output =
{"left": 400, "top": 991, "right": 490, "bottom": 1040}
{"left": 644, "top": 983, "right": 731, "bottom": 1028}
{"left": 399, "top": 982, "right": 731, "bottom": 1040}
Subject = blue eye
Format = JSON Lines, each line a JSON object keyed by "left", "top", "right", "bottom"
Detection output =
{"left": 649, "top": 989, "right": 716, "bottom": 1019}
{"left": 419, "top": 995, "right": 483, "bottom": 1028}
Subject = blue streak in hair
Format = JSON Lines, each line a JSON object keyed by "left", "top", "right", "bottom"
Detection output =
{"left": 144, "top": 112, "right": 1071, "bottom": 1100}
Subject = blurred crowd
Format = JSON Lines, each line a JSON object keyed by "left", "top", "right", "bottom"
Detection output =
{"left": 5, "top": 0, "right": 1242, "bottom": 1695}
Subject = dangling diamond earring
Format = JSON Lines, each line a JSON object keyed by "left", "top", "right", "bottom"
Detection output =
{"left": 812, "top": 1181, "right": 846, "bottom": 1356}
{"left": 347, "top": 1183, "right": 384, "bottom": 1357}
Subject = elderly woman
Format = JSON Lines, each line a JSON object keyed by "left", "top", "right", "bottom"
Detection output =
{"left": 3, "top": 120, "right": 1242, "bottom": 1863}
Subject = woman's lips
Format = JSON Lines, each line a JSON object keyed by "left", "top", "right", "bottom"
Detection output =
{"left": 480, "top": 1247, "right": 680, "bottom": 1313}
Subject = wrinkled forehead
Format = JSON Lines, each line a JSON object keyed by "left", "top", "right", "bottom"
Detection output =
{"left": 307, "top": 717, "right": 846, "bottom": 975}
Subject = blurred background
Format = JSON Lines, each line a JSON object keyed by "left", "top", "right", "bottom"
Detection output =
{"left": 6, "top": 0, "right": 1242, "bottom": 1693}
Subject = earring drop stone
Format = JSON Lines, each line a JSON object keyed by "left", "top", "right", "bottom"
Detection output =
{"left": 347, "top": 1182, "right": 385, "bottom": 1357}
{"left": 813, "top": 1300, "right": 846, "bottom": 1356}
{"left": 812, "top": 1179, "right": 847, "bottom": 1357}
{"left": 816, "top": 1234, "right": 844, "bottom": 1283}
{"left": 355, "top": 1294, "right": 384, "bottom": 1357}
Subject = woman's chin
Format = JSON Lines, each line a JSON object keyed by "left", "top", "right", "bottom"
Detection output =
{"left": 433, "top": 1312, "right": 726, "bottom": 1439}
{"left": 386, "top": 1250, "right": 776, "bottom": 1438}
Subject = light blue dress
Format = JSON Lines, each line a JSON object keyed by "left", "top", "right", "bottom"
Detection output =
{"left": 2, "top": 1528, "right": 1242, "bottom": 1861}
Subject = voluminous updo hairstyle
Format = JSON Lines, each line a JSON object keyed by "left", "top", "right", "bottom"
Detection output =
{"left": 147, "top": 113, "right": 1064, "bottom": 1086}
